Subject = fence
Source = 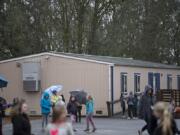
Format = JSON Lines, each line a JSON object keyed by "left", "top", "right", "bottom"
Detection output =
{"left": 156, "top": 89, "right": 180, "bottom": 107}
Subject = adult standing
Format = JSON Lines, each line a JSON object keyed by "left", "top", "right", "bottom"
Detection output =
{"left": 127, "top": 92, "right": 134, "bottom": 119}
{"left": 40, "top": 92, "right": 51, "bottom": 130}
{"left": 138, "top": 85, "right": 157, "bottom": 135}
{"left": 120, "top": 94, "right": 126, "bottom": 117}
{"left": 11, "top": 99, "right": 32, "bottom": 135}
{"left": 84, "top": 95, "right": 96, "bottom": 132}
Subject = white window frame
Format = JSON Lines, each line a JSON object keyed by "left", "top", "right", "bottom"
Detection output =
{"left": 121, "top": 73, "right": 128, "bottom": 94}
{"left": 167, "top": 75, "right": 173, "bottom": 89}
{"left": 134, "top": 74, "right": 141, "bottom": 93}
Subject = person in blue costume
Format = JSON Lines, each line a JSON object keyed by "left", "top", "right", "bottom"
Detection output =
{"left": 40, "top": 92, "right": 52, "bottom": 130}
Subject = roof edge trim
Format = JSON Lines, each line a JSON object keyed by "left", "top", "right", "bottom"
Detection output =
{"left": 47, "top": 53, "right": 114, "bottom": 65}
{"left": 0, "top": 52, "right": 114, "bottom": 66}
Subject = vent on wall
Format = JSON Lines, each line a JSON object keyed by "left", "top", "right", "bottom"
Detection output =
{"left": 30, "top": 110, "right": 37, "bottom": 115}
{"left": 22, "top": 62, "right": 41, "bottom": 92}
{"left": 96, "top": 110, "right": 103, "bottom": 114}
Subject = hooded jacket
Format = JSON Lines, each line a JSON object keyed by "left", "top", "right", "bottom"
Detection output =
{"left": 67, "top": 100, "right": 77, "bottom": 115}
{"left": 86, "top": 100, "right": 94, "bottom": 114}
{"left": 139, "top": 85, "right": 154, "bottom": 120}
{"left": 12, "top": 113, "right": 31, "bottom": 135}
{"left": 40, "top": 93, "right": 51, "bottom": 115}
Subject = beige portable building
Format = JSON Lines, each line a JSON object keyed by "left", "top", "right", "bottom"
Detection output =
{"left": 0, "top": 52, "right": 180, "bottom": 116}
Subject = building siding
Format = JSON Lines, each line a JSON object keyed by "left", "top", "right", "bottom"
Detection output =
{"left": 113, "top": 66, "right": 180, "bottom": 114}
{"left": 45, "top": 56, "right": 110, "bottom": 115}
{"left": 0, "top": 54, "right": 110, "bottom": 116}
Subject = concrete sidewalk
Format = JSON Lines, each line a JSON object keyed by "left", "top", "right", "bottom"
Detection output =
{"left": 3, "top": 118, "right": 180, "bottom": 135}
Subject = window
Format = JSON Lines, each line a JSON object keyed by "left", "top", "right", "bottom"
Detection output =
{"left": 134, "top": 73, "right": 141, "bottom": 93}
{"left": 178, "top": 75, "right": 180, "bottom": 90}
{"left": 121, "top": 73, "right": 127, "bottom": 93}
{"left": 148, "top": 72, "right": 160, "bottom": 91}
{"left": 167, "top": 75, "right": 172, "bottom": 89}
{"left": 154, "top": 73, "right": 160, "bottom": 91}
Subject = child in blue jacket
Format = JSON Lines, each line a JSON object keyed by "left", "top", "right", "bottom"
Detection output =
{"left": 84, "top": 95, "right": 96, "bottom": 132}
{"left": 40, "top": 92, "right": 51, "bottom": 129}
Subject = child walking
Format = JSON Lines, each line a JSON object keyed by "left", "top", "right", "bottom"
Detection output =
{"left": 67, "top": 96, "right": 77, "bottom": 132}
{"left": 45, "top": 104, "right": 74, "bottom": 135}
{"left": 84, "top": 95, "right": 96, "bottom": 132}
{"left": 41, "top": 92, "right": 52, "bottom": 130}
{"left": 153, "top": 102, "right": 180, "bottom": 135}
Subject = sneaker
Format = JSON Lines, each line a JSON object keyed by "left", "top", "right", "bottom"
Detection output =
{"left": 92, "top": 128, "right": 97, "bottom": 132}
{"left": 73, "top": 129, "right": 77, "bottom": 132}
{"left": 127, "top": 117, "right": 131, "bottom": 120}
{"left": 84, "top": 129, "right": 90, "bottom": 132}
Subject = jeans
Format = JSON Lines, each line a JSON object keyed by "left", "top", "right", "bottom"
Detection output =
{"left": 76, "top": 107, "right": 82, "bottom": 123}
{"left": 42, "top": 114, "right": 49, "bottom": 128}
{"left": 133, "top": 106, "right": 137, "bottom": 117}
{"left": 128, "top": 105, "right": 134, "bottom": 118}
{"left": 121, "top": 106, "right": 125, "bottom": 116}
{"left": 86, "top": 113, "right": 96, "bottom": 130}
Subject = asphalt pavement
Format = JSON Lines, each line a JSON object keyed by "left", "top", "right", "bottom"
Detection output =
{"left": 3, "top": 118, "right": 180, "bottom": 135}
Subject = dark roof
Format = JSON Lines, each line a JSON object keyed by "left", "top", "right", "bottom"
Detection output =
{"left": 53, "top": 52, "right": 180, "bottom": 69}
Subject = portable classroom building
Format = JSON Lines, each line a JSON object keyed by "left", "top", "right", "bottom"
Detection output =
{"left": 0, "top": 52, "right": 180, "bottom": 116}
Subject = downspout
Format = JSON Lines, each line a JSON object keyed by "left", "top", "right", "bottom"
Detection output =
{"left": 109, "top": 65, "right": 114, "bottom": 116}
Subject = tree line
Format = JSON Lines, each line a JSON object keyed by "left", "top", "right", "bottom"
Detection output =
{"left": 0, "top": 0, "right": 180, "bottom": 65}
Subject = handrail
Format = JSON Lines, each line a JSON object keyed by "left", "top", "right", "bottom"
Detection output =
{"left": 106, "top": 99, "right": 121, "bottom": 117}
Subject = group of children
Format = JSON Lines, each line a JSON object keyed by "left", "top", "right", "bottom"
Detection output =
{"left": 8, "top": 91, "right": 96, "bottom": 135}
{"left": 120, "top": 92, "right": 139, "bottom": 119}
{"left": 67, "top": 95, "right": 96, "bottom": 132}
{"left": 1, "top": 86, "right": 179, "bottom": 135}
{"left": 40, "top": 90, "right": 96, "bottom": 135}
{"left": 120, "top": 85, "right": 180, "bottom": 135}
